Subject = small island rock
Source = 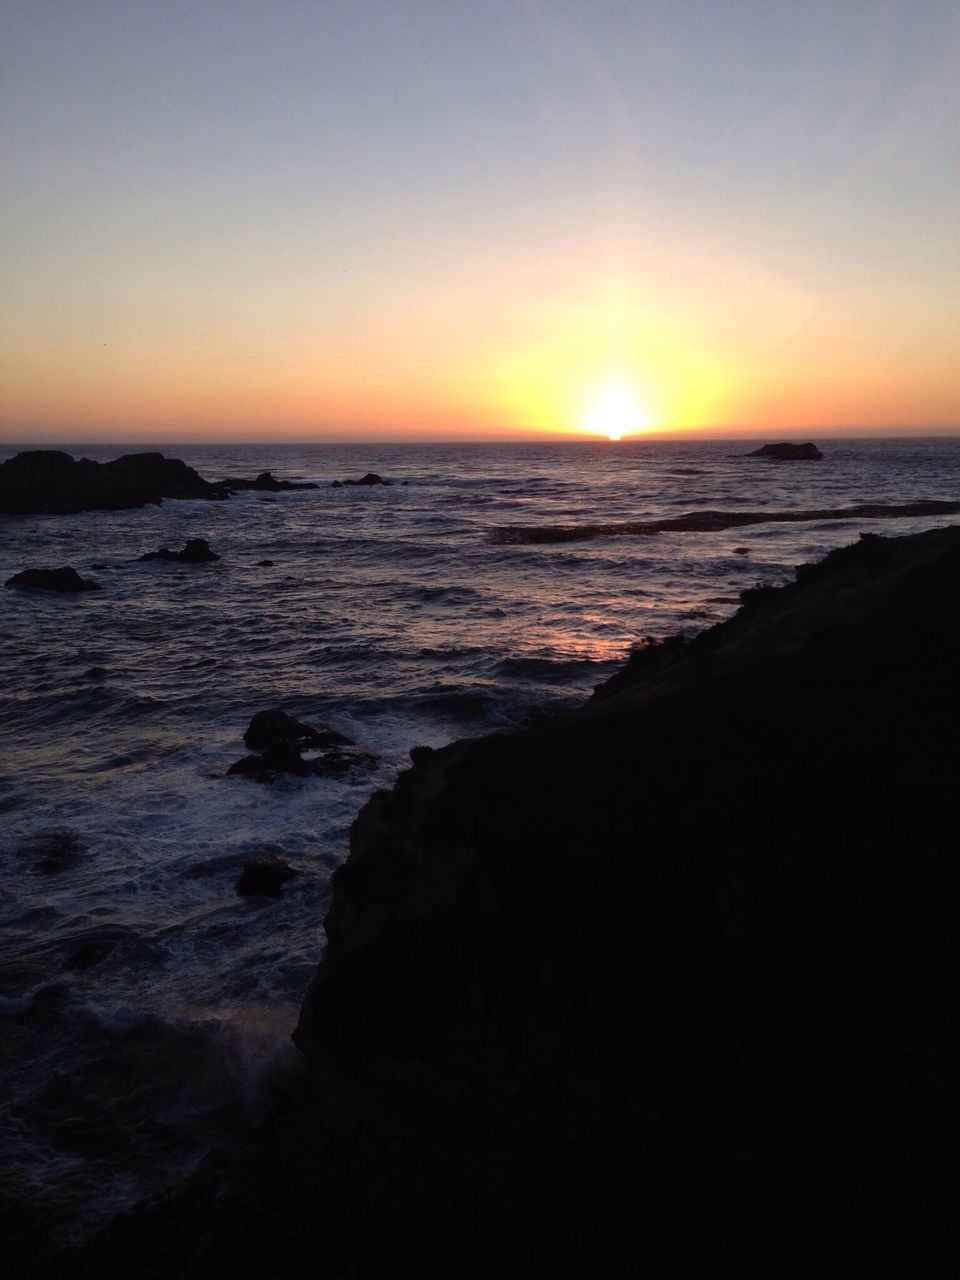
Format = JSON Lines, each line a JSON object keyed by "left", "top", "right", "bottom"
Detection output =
{"left": 745, "top": 442, "right": 824, "bottom": 460}
{"left": 5, "top": 567, "right": 100, "bottom": 593}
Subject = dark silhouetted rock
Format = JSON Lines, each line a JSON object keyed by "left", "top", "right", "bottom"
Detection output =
{"left": 5, "top": 567, "right": 100, "bottom": 592}
{"left": 138, "top": 538, "right": 219, "bottom": 564}
{"left": 15, "top": 829, "right": 86, "bottom": 872}
{"left": 257, "top": 559, "right": 275, "bottom": 566}
{"left": 242, "top": 709, "right": 352, "bottom": 751}
{"left": 236, "top": 854, "right": 297, "bottom": 898}
{"left": 733, "top": 546, "right": 749, "bottom": 554}
{"left": 223, "top": 471, "right": 318, "bottom": 493}
{"left": 284, "top": 524, "right": 960, "bottom": 1279}
{"left": 0, "top": 449, "right": 232, "bottom": 514}
{"left": 745, "top": 441, "right": 823, "bottom": 460}
{"left": 334, "top": 472, "right": 392, "bottom": 487}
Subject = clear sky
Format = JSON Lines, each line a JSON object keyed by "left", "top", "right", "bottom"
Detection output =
{"left": 2, "top": 0, "right": 958, "bottom": 442}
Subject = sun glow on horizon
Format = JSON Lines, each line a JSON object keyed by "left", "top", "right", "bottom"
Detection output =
{"left": 580, "top": 382, "right": 654, "bottom": 441}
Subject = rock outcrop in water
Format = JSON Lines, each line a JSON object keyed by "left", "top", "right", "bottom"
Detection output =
{"left": 242, "top": 709, "right": 351, "bottom": 752}
{"left": 228, "top": 711, "right": 372, "bottom": 783}
{"left": 60, "top": 525, "right": 960, "bottom": 1279}
{"left": 4, "top": 567, "right": 100, "bottom": 592}
{"left": 745, "top": 441, "right": 824, "bottom": 459}
{"left": 138, "top": 538, "right": 219, "bottom": 564}
{"left": 331, "top": 472, "right": 392, "bottom": 487}
{"left": 236, "top": 855, "right": 297, "bottom": 898}
{"left": 223, "top": 472, "right": 318, "bottom": 493}
{"left": 0, "top": 450, "right": 231, "bottom": 514}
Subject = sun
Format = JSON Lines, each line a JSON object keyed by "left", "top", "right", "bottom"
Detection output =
{"left": 580, "top": 383, "right": 652, "bottom": 441}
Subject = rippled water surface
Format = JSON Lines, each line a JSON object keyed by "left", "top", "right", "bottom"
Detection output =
{"left": 2, "top": 436, "right": 959, "bottom": 1232}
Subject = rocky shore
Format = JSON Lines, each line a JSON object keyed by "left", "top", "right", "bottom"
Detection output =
{"left": 29, "top": 525, "right": 960, "bottom": 1277}
{"left": 0, "top": 451, "right": 320, "bottom": 514}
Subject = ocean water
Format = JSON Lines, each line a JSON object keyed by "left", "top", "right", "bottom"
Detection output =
{"left": 2, "top": 436, "right": 959, "bottom": 1234}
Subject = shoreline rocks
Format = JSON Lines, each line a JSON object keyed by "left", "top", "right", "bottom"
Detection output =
{"left": 0, "top": 450, "right": 232, "bottom": 514}
{"left": 283, "top": 523, "right": 960, "bottom": 1277}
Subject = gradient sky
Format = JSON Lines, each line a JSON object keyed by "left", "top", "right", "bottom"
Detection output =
{"left": 2, "top": 0, "right": 958, "bottom": 441}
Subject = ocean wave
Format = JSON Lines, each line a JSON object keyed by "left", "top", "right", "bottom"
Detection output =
{"left": 488, "top": 500, "right": 960, "bottom": 545}
{"left": 495, "top": 655, "right": 609, "bottom": 683}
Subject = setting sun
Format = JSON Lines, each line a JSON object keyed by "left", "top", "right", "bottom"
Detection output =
{"left": 580, "top": 383, "right": 653, "bottom": 441}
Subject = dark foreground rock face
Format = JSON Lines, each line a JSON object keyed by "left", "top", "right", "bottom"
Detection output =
{"left": 138, "top": 538, "right": 219, "bottom": 564}
{"left": 0, "top": 450, "right": 231, "bottom": 514}
{"left": 4, "top": 567, "right": 100, "bottom": 592}
{"left": 60, "top": 526, "right": 960, "bottom": 1280}
{"left": 745, "top": 441, "right": 824, "bottom": 459}
{"left": 287, "top": 525, "right": 960, "bottom": 1278}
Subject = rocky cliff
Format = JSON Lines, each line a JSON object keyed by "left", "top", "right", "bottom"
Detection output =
{"left": 289, "top": 525, "right": 960, "bottom": 1277}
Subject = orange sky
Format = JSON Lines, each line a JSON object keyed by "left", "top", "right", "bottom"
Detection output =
{"left": 2, "top": 2, "right": 958, "bottom": 443}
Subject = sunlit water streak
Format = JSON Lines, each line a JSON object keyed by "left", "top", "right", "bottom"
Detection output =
{"left": 1, "top": 436, "right": 958, "bottom": 1233}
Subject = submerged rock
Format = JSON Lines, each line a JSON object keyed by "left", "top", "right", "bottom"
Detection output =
{"left": 138, "top": 538, "right": 219, "bottom": 564}
{"left": 15, "top": 829, "right": 86, "bottom": 872}
{"left": 4, "top": 567, "right": 100, "bottom": 592}
{"left": 745, "top": 441, "right": 824, "bottom": 460}
{"left": 0, "top": 449, "right": 231, "bottom": 514}
{"left": 236, "top": 854, "right": 297, "bottom": 898}
{"left": 63, "top": 932, "right": 124, "bottom": 972}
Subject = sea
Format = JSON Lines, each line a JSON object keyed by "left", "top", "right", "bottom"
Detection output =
{"left": 2, "top": 435, "right": 959, "bottom": 1238}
